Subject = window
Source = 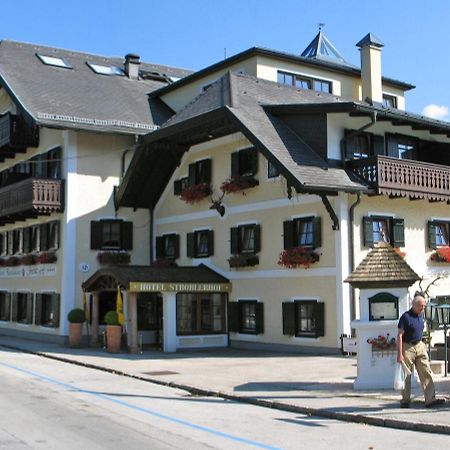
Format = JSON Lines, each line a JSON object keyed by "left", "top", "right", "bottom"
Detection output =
{"left": 174, "top": 159, "right": 211, "bottom": 195}
{"left": 428, "top": 221, "right": 450, "bottom": 248}
{"left": 363, "top": 216, "right": 404, "bottom": 247}
{"left": 231, "top": 148, "right": 258, "bottom": 177}
{"left": 386, "top": 134, "right": 418, "bottom": 160}
{"left": 344, "top": 129, "right": 385, "bottom": 160}
{"left": 12, "top": 229, "right": 22, "bottom": 254}
{"left": 155, "top": 233, "right": 180, "bottom": 259}
{"left": 12, "top": 293, "right": 33, "bottom": 324}
{"left": 230, "top": 224, "right": 261, "bottom": 255}
{"left": 137, "top": 293, "right": 161, "bottom": 331}
{"left": 176, "top": 293, "right": 227, "bottom": 335}
{"left": 35, "top": 293, "right": 60, "bottom": 327}
{"left": 40, "top": 221, "right": 60, "bottom": 251}
{"left": 90, "top": 220, "right": 132, "bottom": 251}
{"left": 36, "top": 54, "right": 72, "bottom": 69}
{"left": 267, "top": 160, "right": 280, "bottom": 178}
{"left": 187, "top": 230, "right": 214, "bottom": 258}
{"left": 283, "top": 217, "right": 321, "bottom": 249}
{"left": 0, "top": 292, "right": 11, "bottom": 321}
{"left": 228, "top": 300, "right": 264, "bottom": 334}
{"left": 86, "top": 62, "right": 124, "bottom": 76}
{"left": 0, "top": 232, "right": 7, "bottom": 256}
{"left": 382, "top": 94, "right": 397, "bottom": 109}
{"left": 282, "top": 300, "right": 325, "bottom": 338}
{"left": 277, "top": 70, "right": 332, "bottom": 94}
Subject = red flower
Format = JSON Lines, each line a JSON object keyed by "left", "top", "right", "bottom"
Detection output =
{"left": 431, "top": 247, "right": 450, "bottom": 263}
{"left": 220, "top": 175, "right": 259, "bottom": 195}
{"left": 179, "top": 183, "right": 211, "bottom": 204}
{"left": 278, "top": 247, "right": 320, "bottom": 269}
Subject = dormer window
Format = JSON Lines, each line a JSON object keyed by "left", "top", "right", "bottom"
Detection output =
{"left": 36, "top": 54, "right": 72, "bottom": 69}
{"left": 277, "top": 71, "right": 332, "bottom": 94}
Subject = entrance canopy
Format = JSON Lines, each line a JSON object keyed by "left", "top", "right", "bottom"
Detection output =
{"left": 82, "top": 263, "right": 231, "bottom": 293}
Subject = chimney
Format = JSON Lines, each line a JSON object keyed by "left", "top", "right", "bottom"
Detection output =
{"left": 356, "top": 33, "right": 384, "bottom": 105}
{"left": 124, "top": 53, "right": 140, "bottom": 80}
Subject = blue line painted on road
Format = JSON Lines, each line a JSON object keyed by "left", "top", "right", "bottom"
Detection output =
{"left": 0, "top": 360, "right": 282, "bottom": 450}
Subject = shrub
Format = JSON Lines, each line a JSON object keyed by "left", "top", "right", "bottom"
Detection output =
{"left": 67, "top": 308, "right": 86, "bottom": 323}
{"left": 104, "top": 310, "right": 120, "bottom": 326}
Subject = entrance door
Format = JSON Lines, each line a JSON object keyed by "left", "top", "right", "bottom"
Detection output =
{"left": 137, "top": 293, "right": 163, "bottom": 348}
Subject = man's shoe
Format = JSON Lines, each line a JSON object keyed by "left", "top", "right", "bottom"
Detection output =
{"left": 425, "top": 398, "right": 445, "bottom": 408}
{"left": 400, "top": 402, "right": 410, "bottom": 408}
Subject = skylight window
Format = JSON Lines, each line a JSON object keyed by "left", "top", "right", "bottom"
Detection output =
{"left": 36, "top": 54, "right": 72, "bottom": 69}
{"left": 86, "top": 62, "right": 124, "bottom": 76}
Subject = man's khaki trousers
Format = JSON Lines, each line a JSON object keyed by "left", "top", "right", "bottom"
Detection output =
{"left": 402, "top": 341, "right": 436, "bottom": 404}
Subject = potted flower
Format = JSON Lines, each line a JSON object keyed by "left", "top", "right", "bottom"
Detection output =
{"left": 367, "top": 333, "right": 396, "bottom": 352}
{"left": 97, "top": 251, "right": 131, "bottom": 265}
{"left": 228, "top": 254, "right": 259, "bottom": 268}
{"left": 35, "top": 251, "right": 57, "bottom": 264}
{"left": 20, "top": 254, "right": 36, "bottom": 266}
{"left": 104, "top": 310, "right": 122, "bottom": 353}
{"left": 430, "top": 247, "right": 450, "bottom": 263}
{"left": 278, "top": 247, "right": 320, "bottom": 269}
{"left": 179, "top": 183, "right": 211, "bottom": 204}
{"left": 67, "top": 308, "right": 86, "bottom": 348}
{"left": 220, "top": 175, "right": 259, "bottom": 194}
{"left": 4, "top": 256, "right": 20, "bottom": 267}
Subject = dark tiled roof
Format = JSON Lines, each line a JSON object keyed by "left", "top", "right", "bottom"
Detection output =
{"left": 82, "top": 264, "right": 229, "bottom": 291}
{"left": 0, "top": 40, "right": 191, "bottom": 135}
{"left": 345, "top": 241, "right": 420, "bottom": 288}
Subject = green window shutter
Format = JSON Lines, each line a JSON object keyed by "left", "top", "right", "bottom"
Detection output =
{"left": 207, "top": 230, "right": 214, "bottom": 256}
{"left": 90, "top": 221, "right": 102, "bottom": 250}
{"left": 427, "top": 221, "right": 437, "bottom": 249}
{"left": 34, "top": 294, "right": 42, "bottom": 325}
{"left": 363, "top": 217, "right": 374, "bottom": 247}
{"left": 228, "top": 302, "right": 239, "bottom": 332}
{"left": 231, "top": 152, "right": 240, "bottom": 177}
{"left": 314, "top": 302, "right": 325, "bottom": 337}
{"left": 249, "top": 149, "right": 258, "bottom": 176}
{"left": 23, "top": 228, "right": 31, "bottom": 254}
{"left": 53, "top": 294, "right": 60, "bottom": 328}
{"left": 372, "top": 134, "right": 385, "bottom": 156}
{"left": 312, "top": 217, "right": 322, "bottom": 248}
{"left": 155, "top": 237, "right": 164, "bottom": 259}
{"left": 173, "top": 234, "right": 180, "bottom": 259}
{"left": 188, "top": 163, "right": 196, "bottom": 186}
{"left": 11, "top": 293, "right": 18, "bottom": 322}
{"left": 174, "top": 179, "right": 183, "bottom": 196}
{"left": 230, "top": 227, "right": 239, "bottom": 254}
{"left": 283, "top": 220, "right": 295, "bottom": 249}
{"left": 203, "top": 159, "right": 212, "bottom": 184}
{"left": 392, "top": 218, "right": 405, "bottom": 247}
{"left": 26, "top": 293, "right": 33, "bottom": 324}
{"left": 121, "top": 221, "right": 133, "bottom": 250}
{"left": 282, "top": 302, "right": 296, "bottom": 335}
{"left": 186, "top": 232, "right": 195, "bottom": 258}
{"left": 253, "top": 225, "right": 261, "bottom": 253}
{"left": 255, "top": 302, "right": 264, "bottom": 334}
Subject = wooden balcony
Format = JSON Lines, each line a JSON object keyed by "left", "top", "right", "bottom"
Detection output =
{"left": 0, "top": 178, "right": 64, "bottom": 223}
{"left": 347, "top": 156, "right": 450, "bottom": 202}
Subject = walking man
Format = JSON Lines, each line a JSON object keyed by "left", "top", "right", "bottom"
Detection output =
{"left": 397, "top": 292, "right": 445, "bottom": 408}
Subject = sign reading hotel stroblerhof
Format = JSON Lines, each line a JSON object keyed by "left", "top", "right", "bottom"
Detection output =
{"left": 129, "top": 282, "right": 231, "bottom": 293}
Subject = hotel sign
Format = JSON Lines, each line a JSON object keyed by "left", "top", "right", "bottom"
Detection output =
{"left": 129, "top": 282, "right": 231, "bottom": 293}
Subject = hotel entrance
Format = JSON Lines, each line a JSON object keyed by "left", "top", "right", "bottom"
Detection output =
{"left": 137, "top": 293, "right": 162, "bottom": 348}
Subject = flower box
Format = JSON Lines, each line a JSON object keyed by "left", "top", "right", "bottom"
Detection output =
{"left": 367, "top": 333, "right": 396, "bottom": 353}
{"left": 228, "top": 254, "right": 259, "bottom": 268}
{"left": 179, "top": 183, "right": 211, "bottom": 204}
{"left": 430, "top": 247, "right": 450, "bottom": 263}
{"left": 97, "top": 251, "right": 130, "bottom": 265}
{"left": 4, "top": 256, "right": 20, "bottom": 267}
{"left": 20, "top": 254, "right": 36, "bottom": 266}
{"left": 220, "top": 175, "right": 259, "bottom": 194}
{"left": 35, "top": 252, "right": 57, "bottom": 264}
{"left": 150, "top": 258, "right": 178, "bottom": 268}
{"left": 278, "top": 247, "right": 320, "bottom": 269}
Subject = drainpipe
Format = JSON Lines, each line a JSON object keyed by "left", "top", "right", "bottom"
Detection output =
{"left": 348, "top": 192, "right": 361, "bottom": 323}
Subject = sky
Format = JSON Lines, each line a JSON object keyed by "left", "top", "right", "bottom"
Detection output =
{"left": 2, "top": 0, "right": 450, "bottom": 119}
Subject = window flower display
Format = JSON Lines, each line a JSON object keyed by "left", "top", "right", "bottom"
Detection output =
{"left": 278, "top": 247, "right": 320, "bottom": 269}
{"left": 180, "top": 183, "right": 211, "bottom": 204}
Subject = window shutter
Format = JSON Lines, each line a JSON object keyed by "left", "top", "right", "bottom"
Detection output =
{"left": 386, "top": 134, "right": 398, "bottom": 157}
{"left": 26, "top": 293, "right": 33, "bottom": 324}
{"left": 23, "top": 227, "right": 31, "bottom": 254}
{"left": 392, "top": 218, "right": 405, "bottom": 247}
{"left": 7, "top": 231, "right": 13, "bottom": 255}
{"left": 314, "top": 302, "right": 325, "bottom": 337}
{"left": 372, "top": 134, "right": 385, "bottom": 156}
{"left": 121, "top": 221, "right": 133, "bottom": 250}
{"left": 363, "top": 217, "right": 374, "bottom": 247}
{"left": 188, "top": 163, "right": 196, "bottom": 186}
{"left": 228, "top": 302, "right": 239, "bottom": 332}
{"left": 344, "top": 129, "right": 356, "bottom": 159}
{"left": 186, "top": 233, "right": 195, "bottom": 258}
{"left": 249, "top": 149, "right": 258, "bottom": 176}
{"left": 11, "top": 293, "right": 18, "bottom": 322}
{"left": 427, "top": 221, "right": 437, "bottom": 249}
{"left": 52, "top": 221, "right": 60, "bottom": 250}
{"left": 53, "top": 294, "right": 60, "bottom": 328}
{"left": 155, "top": 237, "right": 164, "bottom": 259}
{"left": 253, "top": 225, "right": 261, "bottom": 253}
{"left": 282, "top": 302, "right": 296, "bottom": 335}
{"left": 207, "top": 230, "right": 214, "bottom": 256}
{"left": 255, "top": 302, "right": 264, "bottom": 334}
{"left": 35, "top": 293, "right": 42, "bottom": 325}
{"left": 312, "top": 217, "right": 322, "bottom": 248}
{"left": 283, "top": 220, "right": 295, "bottom": 249}
{"left": 4, "top": 292, "right": 11, "bottom": 321}
{"left": 173, "top": 234, "right": 180, "bottom": 259}
{"left": 203, "top": 159, "right": 212, "bottom": 184}
{"left": 90, "top": 221, "right": 103, "bottom": 250}
{"left": 230, "top": 227, "right": 239, "bottom": 254}
{"left": 174, "top": 179, "right": 183, "bottom": 196}
{"left": 231, "top": 152, "right": 240, "bottom": 177}
{"left": 40, "top": 224, "right": 49, "bottom": 251}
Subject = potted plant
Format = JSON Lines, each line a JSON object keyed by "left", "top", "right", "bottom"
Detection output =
{"left": 278, "top": 247, "right": 320, "bottom": 269}
{"left": 104, "top": 310, "right": 122, "bottom": 353}
{"left": 67, "top": 308, "right": 86, "bottom": 348}
{"left": 97, "top": 251, "right": 131, "bottom": 265}
{"left": 220, "top": 175, "right": 259, "bottom": 194}
{"left": 179, "top": 183, "right": 211, "bottom": 204}
{"left": 35, "top": 251, "right": 57, "bottom": 264}
{"left": 430, "top": 246, "right": 450, "bottom": 263}
{"left": 228, "top": 254, "right": 259, "bottom": 268}
{"left": 20, "top": 254, "right": 36, "bottom": 266}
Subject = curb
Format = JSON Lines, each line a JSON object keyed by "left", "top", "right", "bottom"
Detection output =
{"left": 2, "top": 343, "right": 450, "bottom": 436}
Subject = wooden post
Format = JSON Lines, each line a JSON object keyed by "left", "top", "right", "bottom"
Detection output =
{"left": 90, "top": 292, "right": 99, "bottom": 346}
{"left": 127, "top": 291, "right": 138, "bottom": 354}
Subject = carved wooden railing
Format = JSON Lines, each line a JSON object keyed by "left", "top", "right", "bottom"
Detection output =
{"left": 347, "top": 156, "right": 450, "bottom": 201}
{"left": 0, "top": 178, "right": 64, "bottom": 218}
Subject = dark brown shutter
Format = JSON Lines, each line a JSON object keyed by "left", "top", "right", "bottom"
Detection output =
{"left": 249, "top": 149, "right": 258, "bottom": 175}
{"left": 26, "top": 293, "right": 33, "bottom": 324}
{"left": 155, "top": 237, "right": 164, "bottom": 259}
{"left": 230, "top": 227, "right": 239, "bottom": 254}
{"left": 312, "top": 217, "right": 322, "bottom": 248}
{"left": 23, "top": 227, "right": 31, "bottom": 254}
{"left": 344, "top": 129, "right": 356, "bottom": 159}
{"left": 314, "top": 302, "right": 325, "bottom": 337}
{"left": 228, "top": 302, "right": 239, "bottom": 332}
{"left": 283, "top": 220, "right": 295, "bottom": 249}
{"left": 188, "top": 163, "right": 196, "bottom": 186}
{"left": 174, "top": 179, "right": 183, "bottom": 196}
{"left": 11, "top": 293, "right": 18, "bottom": 322}
{"left": 4, "top": 292, "right": 11, "bottom": 321}
{"left": 90, "top": 221, "right": 102, "bottom": 250}
{"left": 363, "top": 217, "right": 374, "bottom": 247}
{"left": 173, "top": 234, "right": 180, "bottom": 259}
{"left": 255, "top": 302, "right": 264, "bottom": 334}
{"left": 40, "top": 224, "right": 49, "bottom": 251}
{"left": 372, "top": 134, "right": 385, "bottom": 156}
{"left": 253, "top": 225, "right": 261, "bottom": 253}
{"left": 282, "top": 302, "right": 296, "bottom": 335}
{"left": 121, "top": 221, "right": 133, "bottom": 250}
{"left": 207, "top": 230, "right": 214, "bottom": 256}
{"left": 392, "top": 218, "right": 405, "bottom": 247}
{"left": 34, "top": 293, "right": 42, "bottom": 325}
{"left": 203, "top": 159, "right": 212, "bottom": 184}
{"left": 7, "top": 231, "right": 13, "bottom": 255}
{"left": 231, "top": 152, "right": 239, "bottom": 176}
{"left": 386, "top": 133, "right": 398, "bottom": 157}
{"left": 53, "top": 294, "right": 60, "bottom": 328}
{"left": 186, "top": 232, "right": 195, "bottom": 258}
{"left": 427, "top": 221, "right": 437, "bottom": 249}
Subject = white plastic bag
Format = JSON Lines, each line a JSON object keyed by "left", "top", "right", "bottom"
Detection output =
{"left": 394, "top": 362, "right": 411, "bottom": 390}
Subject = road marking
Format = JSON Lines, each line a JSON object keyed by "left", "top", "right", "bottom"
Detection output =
{"left": 0, "top": 360, "right": 282, "bottom": 450}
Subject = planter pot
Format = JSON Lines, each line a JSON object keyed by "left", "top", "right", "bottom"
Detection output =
{"left": 106, "top": 325, "right": 122, "bottom": 353}
{"left": 68, "top": 323, "right": 83, "bottom": 348}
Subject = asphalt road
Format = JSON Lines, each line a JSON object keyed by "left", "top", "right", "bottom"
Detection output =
{"left": 0, "top": 348, "right": 448, "bottom": 450}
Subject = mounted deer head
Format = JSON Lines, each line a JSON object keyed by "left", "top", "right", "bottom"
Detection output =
{"left": 418, "top": 273, "right": 448, "bottom": 299}
{"left": 209, "top": 191, "right": 226, "bottom": 217}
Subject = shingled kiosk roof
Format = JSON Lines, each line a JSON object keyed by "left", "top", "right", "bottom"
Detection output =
{"left": 345, "top": 241, "right": 420, "bottom": 288}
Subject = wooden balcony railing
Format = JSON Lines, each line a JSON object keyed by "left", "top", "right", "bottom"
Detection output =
{"left": 347, "top": 156, "right": 450, "bottom": 201}
{"left": 0, "top": 178, "right": 64, "bottom": 220}
{"left": 0, "top": 113, "right": 39, "bottom": 153}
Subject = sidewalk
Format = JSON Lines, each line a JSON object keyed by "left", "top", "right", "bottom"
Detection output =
{"left": 1, "top": 335, "right": 449, "bottom": 435}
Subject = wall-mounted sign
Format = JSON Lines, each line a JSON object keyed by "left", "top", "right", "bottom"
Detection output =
{"left": 79, "top": 262, "right": 90, "bottom": 273}
{"left": 129, "top": 282, "right": 231, "bottom": 293}
{"left": 0, "top": 265, "right": 57, "bottom": 278}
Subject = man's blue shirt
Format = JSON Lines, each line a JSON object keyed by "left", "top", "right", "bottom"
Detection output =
{"left": 398, "top": 309, "right": 424, "bottom": 343}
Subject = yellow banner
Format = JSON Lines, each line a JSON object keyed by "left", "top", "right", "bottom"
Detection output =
{"left": 129, "top": 282, "right": 231, "bottom": 293}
